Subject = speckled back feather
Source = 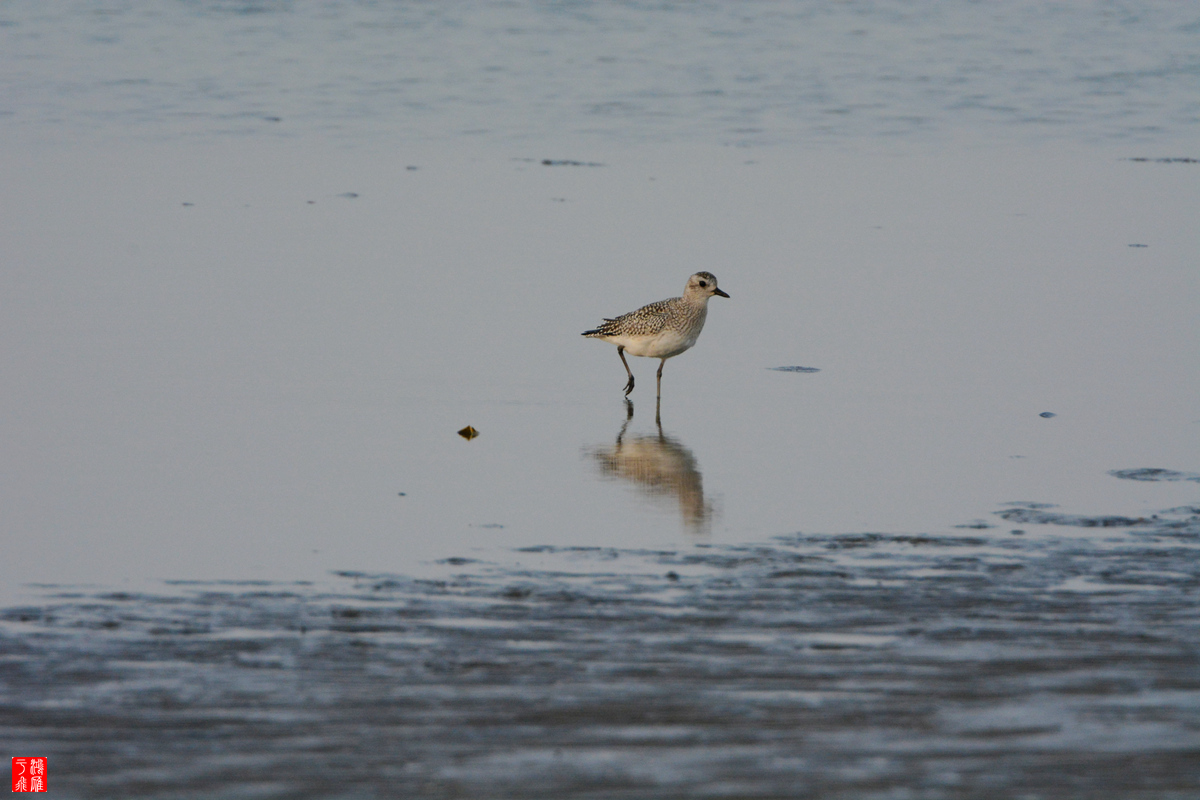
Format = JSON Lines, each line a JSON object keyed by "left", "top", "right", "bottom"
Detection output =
{"left": 582, "top": 298, "right": 680, "bottom": 338}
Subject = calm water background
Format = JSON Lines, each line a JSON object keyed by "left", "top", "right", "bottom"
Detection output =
{"left": 2, "top": 2, "right": 1199, "bottom": 797}
{"left": 3, "top": 0, "right": 1200, "bottom": 148}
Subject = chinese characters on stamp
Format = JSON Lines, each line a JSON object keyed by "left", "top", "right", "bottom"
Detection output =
{"left": 11, "top": 757, "right": 47, "bottom": 793}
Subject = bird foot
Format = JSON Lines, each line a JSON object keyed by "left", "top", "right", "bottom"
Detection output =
{"left": 623, "top": 376, "right": 635, "bottom": 396}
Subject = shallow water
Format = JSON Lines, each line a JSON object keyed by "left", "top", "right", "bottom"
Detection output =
{"left": 2, "top": 2, "right": 1200, "bottom": 797}
{"left": 3, "top": 1, "right": 1199, "bottom": 148}
{"left": 3, "top": 512, "right": 1199, "bottom": 798}
{"left": 3, "top": 140, "right": 1197, "bottom": 600}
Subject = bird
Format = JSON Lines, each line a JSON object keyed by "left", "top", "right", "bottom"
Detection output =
{"left": 582, "top": 272, "right": 729, "bottom": 397}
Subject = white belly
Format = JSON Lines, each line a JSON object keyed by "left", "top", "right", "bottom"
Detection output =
{"left": 615, "top": 327, "right": 700, "bottom": 359}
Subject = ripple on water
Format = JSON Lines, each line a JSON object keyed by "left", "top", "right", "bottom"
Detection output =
{"left": 2, "top": 512, "right": 1199, "bottom": 798}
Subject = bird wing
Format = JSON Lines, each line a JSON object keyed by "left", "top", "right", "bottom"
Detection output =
{"left": 594, "top": 300, "right": 671, "bottom": 337}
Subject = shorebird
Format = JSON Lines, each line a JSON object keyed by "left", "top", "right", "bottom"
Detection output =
{"left": 582, "top": 272, "right": 729, "bottom": 397}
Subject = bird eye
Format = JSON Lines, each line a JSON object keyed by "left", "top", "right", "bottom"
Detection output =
{"left": 698, "top": 280, "right": 708, "bottom": 288}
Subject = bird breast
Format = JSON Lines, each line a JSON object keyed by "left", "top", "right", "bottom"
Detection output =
{"left": 621, "top": 322, "right": 702, "bottom": 359}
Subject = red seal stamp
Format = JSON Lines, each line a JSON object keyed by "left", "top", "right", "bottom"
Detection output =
{"left": 11, "top": 758, "right": 47, "bottom": 793}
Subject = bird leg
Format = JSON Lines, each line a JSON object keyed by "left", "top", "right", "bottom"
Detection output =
{"left": 656, "top": 358, "right": 665, "bottom": 398}
{"left": 618, "top": 400, "right": 634, "bottom": 443}
{"left": 618, "top": 346, "right": 635, "bottom": 396}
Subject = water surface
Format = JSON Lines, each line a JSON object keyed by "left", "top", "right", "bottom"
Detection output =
{"left": 3, "top": 514, "right": 1198, "bottom": 798}
{"left": 3, "top": 1, "right": 1199, "bottom": 148}
{"left": 2, "top": 2, "right": 1199, "bottom": 796}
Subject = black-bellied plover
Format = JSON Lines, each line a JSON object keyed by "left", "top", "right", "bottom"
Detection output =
{"left": 582, "top": 272, "right": 729, "bottom": 397}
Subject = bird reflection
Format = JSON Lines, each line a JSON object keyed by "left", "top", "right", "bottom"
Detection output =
{"left": 587, "top": 399, "right": 714, "bottom": 534}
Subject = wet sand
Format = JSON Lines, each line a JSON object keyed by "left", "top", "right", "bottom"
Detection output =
{"left": 4, "top": 509, "right": 1198, "bottom": 799}
{"left": 4, "top": 141, "right": 1199, "bottom": 600}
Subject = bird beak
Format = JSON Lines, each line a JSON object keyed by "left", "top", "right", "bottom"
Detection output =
{"left": 714, "top": 288, "right": 730, "bottom": 298}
